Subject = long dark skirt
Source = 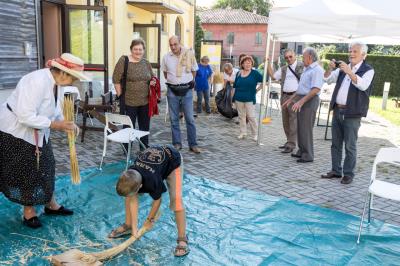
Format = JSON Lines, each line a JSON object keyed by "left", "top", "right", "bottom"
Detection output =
{"left": 0, "top": 131, "right": 55, "bottom": 206}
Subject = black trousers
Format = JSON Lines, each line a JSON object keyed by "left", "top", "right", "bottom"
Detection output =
{"left": 125, "top": 104, "right": 150, "bottom": 148}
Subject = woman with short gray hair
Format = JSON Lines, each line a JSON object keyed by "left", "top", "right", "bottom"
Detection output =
{"left": 194, "top": 55, "right": 213, "bottom": 115}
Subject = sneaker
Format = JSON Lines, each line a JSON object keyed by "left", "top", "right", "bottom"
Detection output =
{"left": 237, "top": 134, "right": 247, "bottom": 139}
{"left": 253, "top": 135, "right": 258, "bottom": 142}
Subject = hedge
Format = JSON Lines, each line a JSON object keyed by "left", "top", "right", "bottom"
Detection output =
{"left": 324, "top": 53, "right": 400, "bottom": 97}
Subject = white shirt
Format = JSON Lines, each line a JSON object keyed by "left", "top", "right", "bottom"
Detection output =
{"left": 161, "top": 50, "right": 198, "bottom": 85}
{"left": 325, "top": 61, "right": 375, "bottom": 105}
{"left": 273, "top": 60, "right": 299, "bottom": 92}
{"left": 0, "top": 68, "right": 64, "bottom": 147}
{"left": 223, "top": 68, "right": 239, "bottom": 82}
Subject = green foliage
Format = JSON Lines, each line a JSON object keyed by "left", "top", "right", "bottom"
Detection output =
{"left": 194, "top": 15, "right": 204, "bottom": 61}
{"left": 213, "top": 0, "right": 271, "bottom": 16}
{"left": 320, "top": 59, "right": 331, "bottom": 71}
{"left": 325, "top": 53, "right": 400, "bottom": 97}
{"left": 310, "top": 44, "right": 337, "bottom": 59}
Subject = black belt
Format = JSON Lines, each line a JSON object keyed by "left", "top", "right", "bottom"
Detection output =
{"left": 335, "top": 104, "right": 347, "bottom": 109}
{"left": 6, "top": 103, "right": 12, "bottom": 112}
{"left": 282, "top": 91, "right": 295, "bottom": 95}
{"left": 167, "top": 82, "right": 191, "bottom": 88}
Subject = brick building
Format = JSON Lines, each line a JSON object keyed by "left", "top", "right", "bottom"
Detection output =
{"left": 198, "top": 8, "right": 279, "bottom": 68}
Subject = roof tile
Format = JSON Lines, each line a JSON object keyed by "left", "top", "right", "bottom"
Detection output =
{"left": 198, "top": 8, "right": 268, "bottom": 24}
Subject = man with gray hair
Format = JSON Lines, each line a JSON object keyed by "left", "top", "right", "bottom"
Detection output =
{"left": 161, "top": 35, "right": 201, "bottom": 153}
{"left": 267, "top": 49, "right": 304, "bottom": 153}
{"left": 282, "top": 47, "right": 324, "bottom": 163}
{"left": 321, "top": 42, "right": 375, "bottom": 184}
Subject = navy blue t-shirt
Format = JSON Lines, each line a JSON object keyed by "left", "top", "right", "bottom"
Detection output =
{"left": 129, "top": 145, "right": 181, "bottom": 200}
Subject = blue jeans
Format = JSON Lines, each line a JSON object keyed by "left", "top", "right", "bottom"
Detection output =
{"left": 167, "top": 88, "right": 198, "bottom": 147}
{"left": 331, "top": 107, "right": 361, "bottom": 178}
{"left": 196, "top": 89, "right": 210, "bottom": 113}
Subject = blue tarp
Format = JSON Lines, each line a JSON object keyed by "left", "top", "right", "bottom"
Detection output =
{"left": 1, "top": 162, "right": 400, "bottom": 265}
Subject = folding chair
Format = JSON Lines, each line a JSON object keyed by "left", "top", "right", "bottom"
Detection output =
{"left": 99, "top": 113, "right": 149, "bottom": 171}
{"left": 357, "top": 147, "right": 400, "bottom": 244}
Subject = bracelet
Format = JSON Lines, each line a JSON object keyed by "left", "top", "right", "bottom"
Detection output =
{"left": 146, "top": 217, "right": 155, "bottom": 223}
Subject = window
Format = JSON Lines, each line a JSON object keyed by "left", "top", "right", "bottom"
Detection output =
{"left": 175, "top": 18, "right": 181, "bottom": 39}
{"left": 161, "top": 14, "right": 167, "bottom": 32}
{"left": 255, "top": 32, "right": 262, "bottom": 45}
{"left": 204, "top": 31, "right": 213, "bottom": 40}
{"left": 227, "top": 32, "right": 234, "bottom": 44}
{"left": 297, "top": 45, "right": 303, "bottom": 54}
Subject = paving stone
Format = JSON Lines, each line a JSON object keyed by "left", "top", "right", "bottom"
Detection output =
{"left": 51, "top": 101, "right": 400, "bottom": 225}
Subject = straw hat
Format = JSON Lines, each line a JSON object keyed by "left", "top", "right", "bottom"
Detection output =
{"left": 47, "top": 53, "right": 91, "bottom": 81}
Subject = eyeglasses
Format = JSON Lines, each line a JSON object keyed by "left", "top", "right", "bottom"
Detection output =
{"left": 284, "top": 56, "right": 293, "bottom": 60}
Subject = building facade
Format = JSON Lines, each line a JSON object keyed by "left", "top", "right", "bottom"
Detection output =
{"left": 199, "top": 8, "right": 278, "bottom": 68}
{"left": 0, "top": 0, "right": 195, "bottom": 101}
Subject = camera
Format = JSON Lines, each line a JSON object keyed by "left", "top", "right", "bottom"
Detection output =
{"left": 334, "top": 61, "right": 341, "bottom": 68}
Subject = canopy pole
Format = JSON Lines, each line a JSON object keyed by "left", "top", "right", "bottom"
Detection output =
{"left": 257, "top": 33, "right": 272, "bottom": 145}
{"left": 266, "top": 39, "right": 277, "bottom": 118}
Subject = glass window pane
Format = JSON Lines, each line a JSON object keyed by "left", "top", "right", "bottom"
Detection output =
{"left": 69, "top": 9, "right": 104, "bottom": 64}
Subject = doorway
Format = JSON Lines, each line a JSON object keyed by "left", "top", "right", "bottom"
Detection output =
{"left": 134, "top": 24, "right": 161, "bottom": 77}
{"left": 41, "top": 1, "right": 64, "bottom": 67}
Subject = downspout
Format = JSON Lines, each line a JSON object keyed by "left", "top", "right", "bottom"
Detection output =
{"left": 192, "top": 0, "right": 196, "bottom": 49}
{"left": 35, "top": 0, "right": 42, "bottom": 68}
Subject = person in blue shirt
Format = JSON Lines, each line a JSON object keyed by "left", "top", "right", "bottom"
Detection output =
{"left": 282, "top": 47, "right": 324, "bottom": 163}
{"left": 195, "top": 56, "right": 213, "bottom": 115}
{"left": 233, "top": 55, "right": 263, "bottom": 141}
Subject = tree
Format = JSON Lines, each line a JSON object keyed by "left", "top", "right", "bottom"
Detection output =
{"left": 194, "top": 14, "right": 204, "bottom": 61}
{"left": 213, "top": 0, "right": 271, "bottom": 16}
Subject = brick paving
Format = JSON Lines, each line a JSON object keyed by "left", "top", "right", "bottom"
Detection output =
{"left": 52, "top": 99, "right": 400, "bottom": 225}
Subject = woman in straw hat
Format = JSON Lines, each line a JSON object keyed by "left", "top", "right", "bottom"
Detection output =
{"left": 0, "top": 53, "right": 90, "bottom": 229}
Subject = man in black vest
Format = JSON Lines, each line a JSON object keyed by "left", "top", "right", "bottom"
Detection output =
{"left": 321, "top": 42, "right": 375, "bottom": 184}
{"left": 267, "top": 49, "right": 304, "bottom": 154}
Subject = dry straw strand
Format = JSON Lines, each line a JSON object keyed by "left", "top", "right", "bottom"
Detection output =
{"left": 63, "top": 95, "right": 81, "bottom": 184}
{"left": 49, "top": 212, "right": 161, "bottom": 265}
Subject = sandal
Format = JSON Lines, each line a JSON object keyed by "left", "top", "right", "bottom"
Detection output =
{"left": 108, "top": 223, "right": 132, "bottom": 238}
{"left": 174, "top": 236, "right": 190, "bottom": 257}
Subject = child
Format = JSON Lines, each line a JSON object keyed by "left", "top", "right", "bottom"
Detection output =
{"left": 108, "top": 144, "right": 189, "bottom": 257}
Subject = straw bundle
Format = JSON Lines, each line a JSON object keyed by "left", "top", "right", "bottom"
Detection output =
{"left": 49, "top": 213, "right": 160, "bottom": 265}
{"left": 63, "top": 95, "right": 80, "bottom": 184}
{"left": 213, "top": 71, "right": 224, "bottom": 84}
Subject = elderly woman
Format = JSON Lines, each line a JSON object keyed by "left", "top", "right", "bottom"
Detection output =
{"left": 0, "top": 53, "right": 89, "bottom": 228}
{"left": 113, "top": 38, "right": 154, "bottom": 148}
{"left": 194, "top": 56, "right": 213, "bottom": 115}
{"left": 223, "top": 63, "right": 238, "bottom": 89}
{"left": 233, "top": 55, "right": 263, "bottom": 141}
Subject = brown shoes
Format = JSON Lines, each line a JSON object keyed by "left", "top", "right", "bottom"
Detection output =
{"left": 281, "top": 147, "right": 294, "bottom": 153}
{"left": 340, "top": 176, "right": 354, "bottom": 184}
{"left": 189, "top": 146, "right": 201, "bottom": 154}
{"left": 321, "top": 171, "right": 342, "bottom": 179}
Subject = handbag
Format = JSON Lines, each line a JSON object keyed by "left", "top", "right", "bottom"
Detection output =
{"left": 118, "top": 56, "right": 129, "bottom": 114}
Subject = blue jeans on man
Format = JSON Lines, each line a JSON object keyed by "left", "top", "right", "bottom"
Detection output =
{"left": 167, "top": 88, "right": 198, "bottom": 148}
{"left": 331, "top": 107, "right": 361, "bottom": 178}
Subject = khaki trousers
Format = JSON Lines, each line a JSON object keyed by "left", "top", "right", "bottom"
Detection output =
{"left": 235, "top": 101, "right": 257, "bottom": 136}
{"left": 280, "top": 93, "right": 297, "bottom": 149}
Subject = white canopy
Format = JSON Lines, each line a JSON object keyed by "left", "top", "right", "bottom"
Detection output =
{"left": 256, "top": 0, "right": 400, "bottom": 144}
{"left": 268, "top": 0, "right": 400, "bottom": 45}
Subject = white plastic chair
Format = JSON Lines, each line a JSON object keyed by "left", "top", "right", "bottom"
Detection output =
{"left": 357, "top": 147, "right": 400, "bottom": 244}
{"left": 99, "top": 113, "right": 149, "bottom": 171}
